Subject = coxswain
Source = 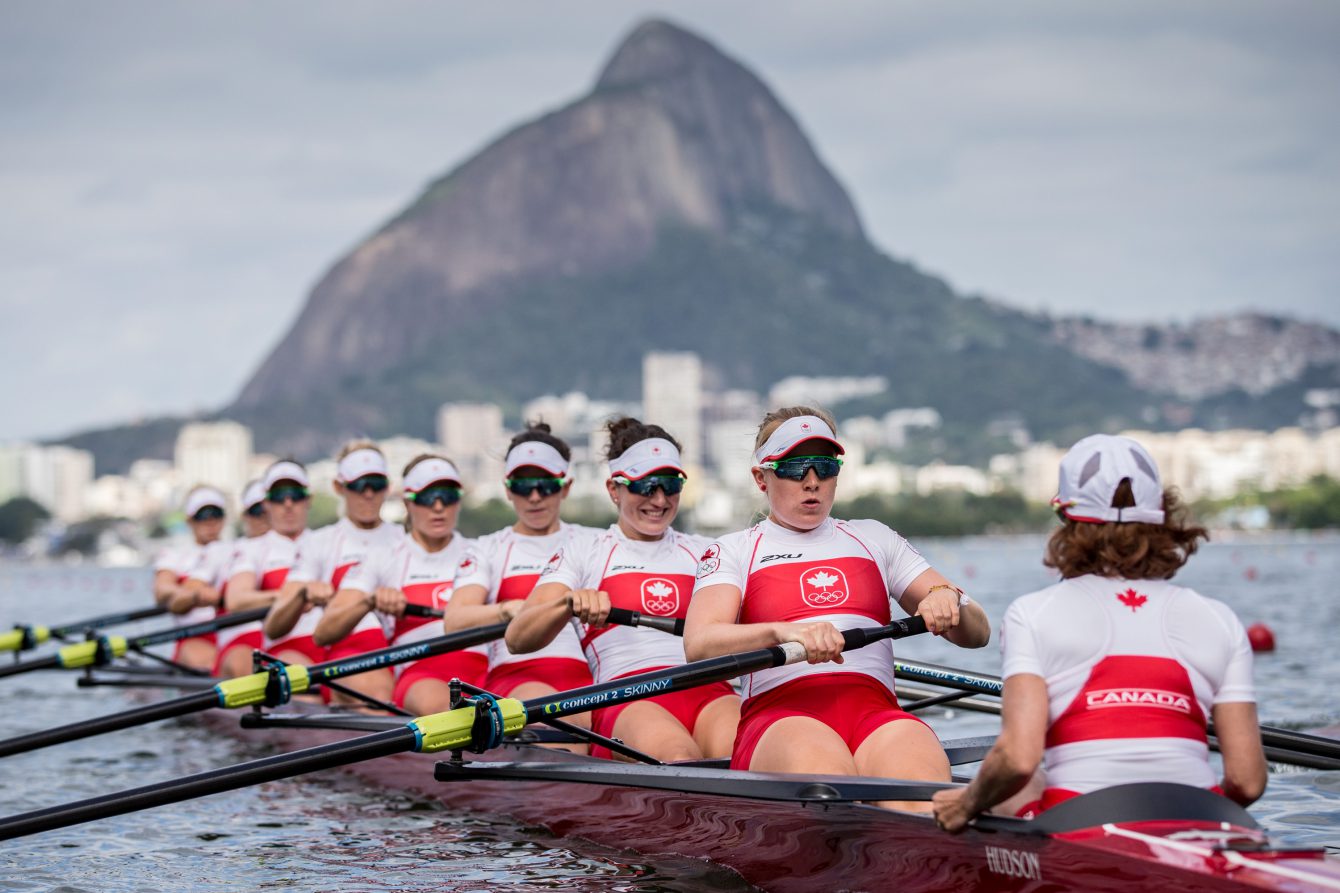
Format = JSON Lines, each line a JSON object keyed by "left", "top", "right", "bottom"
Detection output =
{"left": 317, "top": 454, "right": 473, "bottom": 713}
{"left": 686, "top": 407, "right": 990, "bottom": 811}
{"left": 507, "top": 418, "right": 740, "bottom": 762}
{"left": 933, "top": 434, "right": 1266, "bottom": 830}
{"left": 150, "top": 485, "right": 229, "bottom": 671}
{"left": 443, "top": 424, "right": 596, "bottom": 741}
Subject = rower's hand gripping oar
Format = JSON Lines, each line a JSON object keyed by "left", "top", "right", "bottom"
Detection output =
{"left": 0, "top": 616, "right": 927, "bottom": 840}
{"left": 1, "top": 605, "right": 171, "bottom": 654}
{"left": 0, "top": 620, "right": 510, "bottom": 759}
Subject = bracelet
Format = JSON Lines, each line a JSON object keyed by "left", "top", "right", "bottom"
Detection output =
{"left": 926, "top": 583, "right": 971, "bottom": 606}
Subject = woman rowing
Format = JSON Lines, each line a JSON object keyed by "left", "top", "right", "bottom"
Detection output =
{"left": 266, "top": 442, "right": 403, "bottom": 701}
{"left": 219, "top": 460, "right": 313, "bottom": 677}
{"left": 686, "top": 407, "right": 990, "bottom": 809}
{"left": 207, "top": 479, "right": 270, "bottom": 674}
{"left": 443, "top": 425, "right": 596, "bottom": 738}
{"left": 932, "top": 434, "right": 1267, "bottom": 830}
{"left": 507, "top": 418, "right": 740, "bottom": 762}
{"left": 316, "top": 455, "right": 474, "bottom": 712}
{"left": 151, "top": 485, "right": 229, "bottom": 671}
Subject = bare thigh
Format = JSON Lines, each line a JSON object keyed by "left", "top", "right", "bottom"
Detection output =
{"left": 507, "top": 680, "right": 589, "bottom": 754}
{"left": 177, "top": 639, "right": 217, "bottom": 673}
{"left": 403, "top": 678, "right": 453, "bottom": 715}
{"left": 853, "top": 719, "right": 950, "bottom": 813}
{"left": 692, "top": 694, "right": 741, "bottom": 760}
{"left": 610, "top": 701, "right": 702, "bottom": 763}
{"left": 747, "top": 715, "right": 857, "bottom": 774}
{"left": 219, "top": 646, "right": 255, "bottom": 679}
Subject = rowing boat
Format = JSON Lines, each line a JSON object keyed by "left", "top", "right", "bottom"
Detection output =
{"left": 195, "top": 700, "right": 1340, "bottom": 892}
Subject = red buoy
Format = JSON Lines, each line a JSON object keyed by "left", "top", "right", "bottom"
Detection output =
{"left": 1244, "top": 566, "right": 1258, "bottom": 581}
{"left": 1246, "top": 622, "right": 1275, "bottom": 653}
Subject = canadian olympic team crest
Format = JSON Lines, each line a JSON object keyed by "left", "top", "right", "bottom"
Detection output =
{"left": 431, "top": 582, "right": 453, "bottom": 610}
{"left": 696, "top": 544, "right": 721, "bottom": 579}
{"left": 640, "top": 577, "right": 680, "bottom": 615}
{"left": 799, "top": 566, "right": 849, "bottom": 608}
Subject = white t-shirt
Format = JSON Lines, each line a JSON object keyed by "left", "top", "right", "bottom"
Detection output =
{"left": 1001, "top": 575, "right": 1255, "bottom": 795}
{"left": 692, "top": 517, "right": 930, "bottom": 700}
{"left": 153, "top": 538, "right": 232, "bottom": 627}
{"left": 284, "top": 518, "right": 404, "bottom": 642}
{"left": 229, "top": 528, "right": 311, "bottom": 645}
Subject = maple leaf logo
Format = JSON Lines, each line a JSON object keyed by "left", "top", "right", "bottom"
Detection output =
{"left": 647, "top": 581, "right": 673, "bottom": 598}
{"left": 652, "top": 445, "right": 661, "bottom": 454}
{"left": 807, "top": 571, "right": 839, "bottom": 589}
{"left": 1117, "top": 588, "right": 1148, "bottom": 612}
{"left": 701, "top": 546, "right": 718, "bottom": 561}
{"left": 801, "top": 422, "right": 811, "bottom": 430}
{"left": 459, "top": 557, "right": 474, "bottom": 572}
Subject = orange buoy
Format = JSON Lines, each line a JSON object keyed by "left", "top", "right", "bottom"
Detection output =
{"left": 1246, "top": 622, "right": 1275, "bottom": 653}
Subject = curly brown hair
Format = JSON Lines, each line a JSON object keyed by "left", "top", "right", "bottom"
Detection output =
{"left": 507, "top": 421, "right": 571, "bottom": 461}
{"left": 604, "top": 417, "right": 681, "bottom": 460}
{"left": 1045, "top": 481, "right": 1208, "bottom": 580}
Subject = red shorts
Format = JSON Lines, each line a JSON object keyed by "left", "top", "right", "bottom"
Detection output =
{"left": 590, "top": 668, "right": 736, "bottom": 759}
{"left": 325, "top": 627, "right": 389, "bottom": 663}
{"left": 392, "top": 650, "right": 490, "bottom": 708}
{"left": 1017, "top": 784, "right": 1226, "bottom": 819}
{"left": 731, "top": 673, "right": 929, "bottom": 770}
{"left": 485, "top": 657, "right": 593, "bottom": 698}
{"left": 269, "top": 634, "right": 328, "bottom": 665}
{"left": 171, "top": 634, "right": 217, "bottom": 663}
{"left": 213, "top": 629, "right": 264, "bottom": 674}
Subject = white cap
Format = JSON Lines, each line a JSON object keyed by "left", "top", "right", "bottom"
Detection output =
{"left": 262, "top": 460, "right": 310, "bottom": 492}
{"left": 241, "top": 480, "right": 266, "bottom": 511}
{"left": 753, "top": 416, "right": 845, "bottom": 465}
{"left": 1053, "top": 434, "right": 1166, "bottom": 525}
{"left": 504, "top": 441, "right": 570, "bottom": 478}
{"left": 608, "top": 438, "right": 684, "bottom": 480}
{"left": 336, "top": 448, "right": 389, "bottom": 483}
{"left": 403, "top": 457, "right": 463, "bottom": 494}
{"left": 184, "top": 486, "right": 227, "bottom": 517}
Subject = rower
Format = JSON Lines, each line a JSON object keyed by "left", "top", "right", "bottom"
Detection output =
{"left": 686, "top": 407, "right": 991, "bottom": 811}
{"left": 507, "top": 418, "right": 740, "bottom": 762}
{"left": 933, "top": 434, "right": 1267, "bottom": 831}
{"left": 208, "top": 479, "right": 270, "bottom": 675}
{"left": 218, "top": 460, "right": 313, "bottom": 678}
{"left": 443, "top": 425, "right": 597, "bottom": 744}
{"left": 150, "top": 485, "right": 230, "bottom": 671}
{"left": 316, "top": 454, "right": 475, "bottom": 713}
{"left": 267, "top": 442, "right": 403, "bottom": 704}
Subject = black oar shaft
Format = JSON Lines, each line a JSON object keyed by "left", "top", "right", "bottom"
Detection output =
{"left": 0, "top": 728, "right": 417, "bottom": 841}
{"left": 0, "top": 655, "right": 59, "bottom": 680}
{"left": 0, "top": 691, "right": 219, "bottom": 758}
{"left": 129, "top": 607, "right": 269, "bottom": 649}
{"left": 51, "top": 605, "right": 170, "bottom": 638}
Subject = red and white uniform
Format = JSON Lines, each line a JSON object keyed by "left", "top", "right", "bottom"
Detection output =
{"left": 226, "top": 529, "right": 310, "bottom": 660}
{"left": 286, "top": 518, "right": 403, "bottom": 660}
{"left": 537, "top": 525, "right": 733, "bottom": 754}
{"left": 154, "top": 539, "right": 231, "bottom": 628}
{"left": 454, "top": 524, "right": 596, "bottom": 697}
{"left": 1002, "top": 575, "right": 1254, "bottom": 809}
{"left": 693, "top": 517, "right": 931, "bottom": 768}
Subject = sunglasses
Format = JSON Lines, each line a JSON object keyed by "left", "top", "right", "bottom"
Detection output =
{"left": 245, "top": 503, "right": 266, "bottom": 518}
{"left": 505, "top": 476, "right": 566, "bottom": 498}
{"left": 191, "top": 505, "right": 225, "bottom": 522}
{"left": 344, "top": 474, "right": 389, "bottom": 494}
{"left": 760, "top": 455, "right": 843, "bottom": 481}
{"left": 613, "top": 474, "right": 686, "bottom": 497}
{"left": 409, "top": 486, "right": 462, "bottom": 508}
{"left": 266, "top": 485, "right": 310, "bottom": 504}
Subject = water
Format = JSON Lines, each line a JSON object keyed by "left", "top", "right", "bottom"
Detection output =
{"left": 1, "top": 536, "right": 1338, "bottom": 890}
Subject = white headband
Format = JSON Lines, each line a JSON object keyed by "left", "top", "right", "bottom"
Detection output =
{"left": 337, "top": 448, "right": 389, "bottom": 483}
{"left": 403, "top": 457, "right": 463, "bottom": 494}
{"left": 262, "top": 460, "right": 309, "bottom": 491}
{"left": 241, "top": 481, "right": 266, "bottom": 510}
{"left": 608, "top": 438, "right": 684, "bottom": 481}
{"left": 753, "top": 416, "right": 845, "bottom": 465}
{"left": 184, "top": 487, "right": 227, "bottom": 517}
{"left": 504, "top": 441, "right": 570, "bottom": 478}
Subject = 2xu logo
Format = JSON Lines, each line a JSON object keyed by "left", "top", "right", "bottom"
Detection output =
{"left": 641, "top": 578, "right": 680, "bottom": 616}
{"left": 800, "top": 566, "right": 849, "bottom": 608}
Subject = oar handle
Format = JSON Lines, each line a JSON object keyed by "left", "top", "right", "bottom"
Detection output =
{"left": 402, "top": 604, "right": 444, "bottom": 619}
{"left": 605, "top": 607, "right": 685, "bottom": 636}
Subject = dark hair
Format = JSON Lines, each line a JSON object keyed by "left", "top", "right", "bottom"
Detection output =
{"left": 1044, "top": 482, "right": 1208, "bottom": 580}
{"left": 507, "top": 421, "right": 571, "bottom": 462}
{"left": 605, "top": 417, "right": 681, "bottom": 461}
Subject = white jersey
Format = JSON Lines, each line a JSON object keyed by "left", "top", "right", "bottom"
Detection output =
{"left": 536, "top": 525, "right": 709, "bottom": 683}
{"left": 341, "top": 534, "right": 476, "bottom": 669}
{"left": 154, "top": 538, "right": 232, "bottom": 627}
{"left": 1002, "top": 575, "right": 1255, "bottom": 796}
{"left": 286, "top": 518, "right": 404, "bottom": 642}
{"left": 693, "top": 517, "right": 930, "bottom": 700}
{"left": 230, "top": 528, "right": 310, "bottom": 646}
{"left": 454, "top": 524, "right": 596, "bottom": 668}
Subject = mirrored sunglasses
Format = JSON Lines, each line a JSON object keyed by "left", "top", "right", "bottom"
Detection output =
{"left": 614, "top": 474, "right": 686, "bottom": 497}
{"left": 190, "top": 505, "right": 225, "bottom": 522}
{"left": 344, "top": 474, "right": 389, "bottom": 494}
{"left": 266, "top": 485, "right": 310, "bottom": 504}
{"left": 244, "top": 503, "right": 266, "bottom": 518}
{"left": 760, "top": 455, "right": 843, "bottom": 481}
{"left": 505, "top": 476, "right": 566, "bottom": 498}
{"left": 409, "top": 486, "right": 462, "bottom": 508}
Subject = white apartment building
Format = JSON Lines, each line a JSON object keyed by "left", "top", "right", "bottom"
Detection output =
{"left": 643, "top": 352, "right": 702, "bottom": 465}
{"left": 436, "top": 403, "right": 506, "bottom": 500}
{"left": 23, "top": 445, "right": 95, "bottom": 522}
{"left": 174, "top": 420, "right": 253, "bottom": 506}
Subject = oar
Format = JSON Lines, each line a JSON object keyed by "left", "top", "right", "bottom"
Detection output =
{"left": 894, "top": 657, "right": 1340, "bottom": 770}
{"left": 419, "top": 602, "right": 685, "bottom": 637}
{"left": 0, "top": 621, "right": 509, "bottom": 758}
{"left": 2, "top": 605, "right": 170, "bottom": 653}
{"left": 0, "top": 608, "right": 271, "bottom": 680}
{"left": 0, "top": 616, "right": 928, "bottom": 840}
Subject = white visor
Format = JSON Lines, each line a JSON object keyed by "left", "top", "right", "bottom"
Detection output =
{"left": 184, "top": 487, "right": 227, "bottom": 517}
{"left": 608, "top": 438, "right": 684, "bottom": 481}
{"left": 504, "top": 441, "right": 570, "bottom": 478}
{"left": 753, "top": 416, "right": 845, "bottom": 465}
{"left": 241, "top": 481, "right": 266, "bottom": 511}
{"left": 337, "top": 448, "right": 389, "bottom": 483}
{"left": 262, "top": 460, "right": 309, "bottom": 491}
{"left": 403, "top": 457, "right": 463, "bottom": 494}
{"left": 1053, "top": 434, "right": 1166, "bottom": 525}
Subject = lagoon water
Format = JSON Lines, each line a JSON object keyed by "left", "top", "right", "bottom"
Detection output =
{"left": 1, "top": 534, "right": 1337, "bottom": 891}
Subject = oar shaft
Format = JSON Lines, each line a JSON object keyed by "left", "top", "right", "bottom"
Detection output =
{"left": 0, "top": 728, "right": 417, "bottom": 841}
{"left": 307, "top": 621, "right": 509, "bottom": 684}
{"left": 129, "top": 607, "right": 269, "bottom": 649}
{"left": 0, "top": 691, "right": 219, "bottom": 758}
{"left": 0, "top": 654, "right": 59, "bottom": 680}
{"left": 51, "top": 605, "right": 170, "bottom": 639}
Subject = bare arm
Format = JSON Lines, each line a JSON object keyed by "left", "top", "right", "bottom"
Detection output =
{"left": 932, "top": 674, "right": 1049, "bottom": 831}
{"left": 1212, "top": 701, "right": 1267, "bottom": 806}
{"left": 153, "top": 570, "right": 184, "bottom": 608}
{"left": 314, "top": 587, "right": 376, "bottom": 646}
{"left": 223, "top": 571, "right": 276, "bottom": 612}
{"left": 897, "top": 569, "right": 991, "bottom": 648}
{"left": 683, "top": 583, "right": 848, "bottom": 665}
{"left": 504, "top": 581, "right": 577, "bottom": 654}
{"left": 263, "top": 585, "right": 309, "bottom": 639}
{"left": 443, "top": 583, "right": 519, "bottom": 632}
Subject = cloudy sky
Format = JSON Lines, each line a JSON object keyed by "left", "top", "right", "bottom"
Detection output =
{"left": 3, "top": 2, "right": 1337, "bottom": 441}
